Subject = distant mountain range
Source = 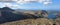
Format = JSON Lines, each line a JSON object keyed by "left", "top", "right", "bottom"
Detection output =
{"left": 0, "top": 7, "right": 40, "bottom": 24}
{"left": 47, "top": 10, "right": 60, "bottom": 14}
{"left": 0, "top": 7, "right": 48, "bottom": 24}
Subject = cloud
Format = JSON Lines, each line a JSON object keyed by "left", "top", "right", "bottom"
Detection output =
{"left": 15, "top": 0, "right": 52, "bottom": 5}
{"left": 0, "top": 0, "right": 53, "bottom": 9}
{"left": 0, "top": 2, "right": 13, "bottom": 7}
{"left": 3, "top": 3, "right": 12, "bottom": 7}
{"left": 38, "top": 0, "right": 52, "bottom": 5}
{"left": 43, "top": 1, "right": 52, "bottom": 5}
{"left": 0, "top": 0, "right": 52, "bottom": 5}
{"left": 0, "top": 2, "right": 20, "bottom": 9}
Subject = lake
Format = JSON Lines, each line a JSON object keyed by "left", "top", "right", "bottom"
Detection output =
{"left": 48, "top": 14, "right": 56, "bottom": 19}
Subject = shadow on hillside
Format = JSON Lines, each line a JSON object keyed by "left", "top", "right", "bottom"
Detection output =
{"left": 0, "top": 7, "right": 48, "bottom": 24}
{"left": 0, "top": 7, "right": 42, "bottom": 24}
{"left": 0, "top": 11, "right": 41, "bottom": 24}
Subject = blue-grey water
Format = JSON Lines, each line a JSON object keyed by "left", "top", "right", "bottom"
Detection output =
{"left": 48, "top": 14, "right": 56, "bottom": 19}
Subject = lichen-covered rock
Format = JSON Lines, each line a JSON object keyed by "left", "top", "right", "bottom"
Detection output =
{"left": 54, "top": 18, "right": 60, "bottom": 25}
{"left": 0, "top": 18, "right": 54, "bottom": 25}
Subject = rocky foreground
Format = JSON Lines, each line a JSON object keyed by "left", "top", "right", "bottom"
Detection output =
{"left": 0, "top": 18, "right": 60, "bottom": 25}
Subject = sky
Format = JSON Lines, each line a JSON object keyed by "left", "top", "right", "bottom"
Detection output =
{"left": 0, "top": 0, "right": 60, "bottom": 10}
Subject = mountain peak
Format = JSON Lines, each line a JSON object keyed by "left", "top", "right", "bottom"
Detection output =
{"left": 0, "top": 7, "right": 14, "bottom": 11}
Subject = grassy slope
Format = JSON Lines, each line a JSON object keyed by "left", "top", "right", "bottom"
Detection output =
{"left": 0, "top": 18, "right": 54, "bottom": 25}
